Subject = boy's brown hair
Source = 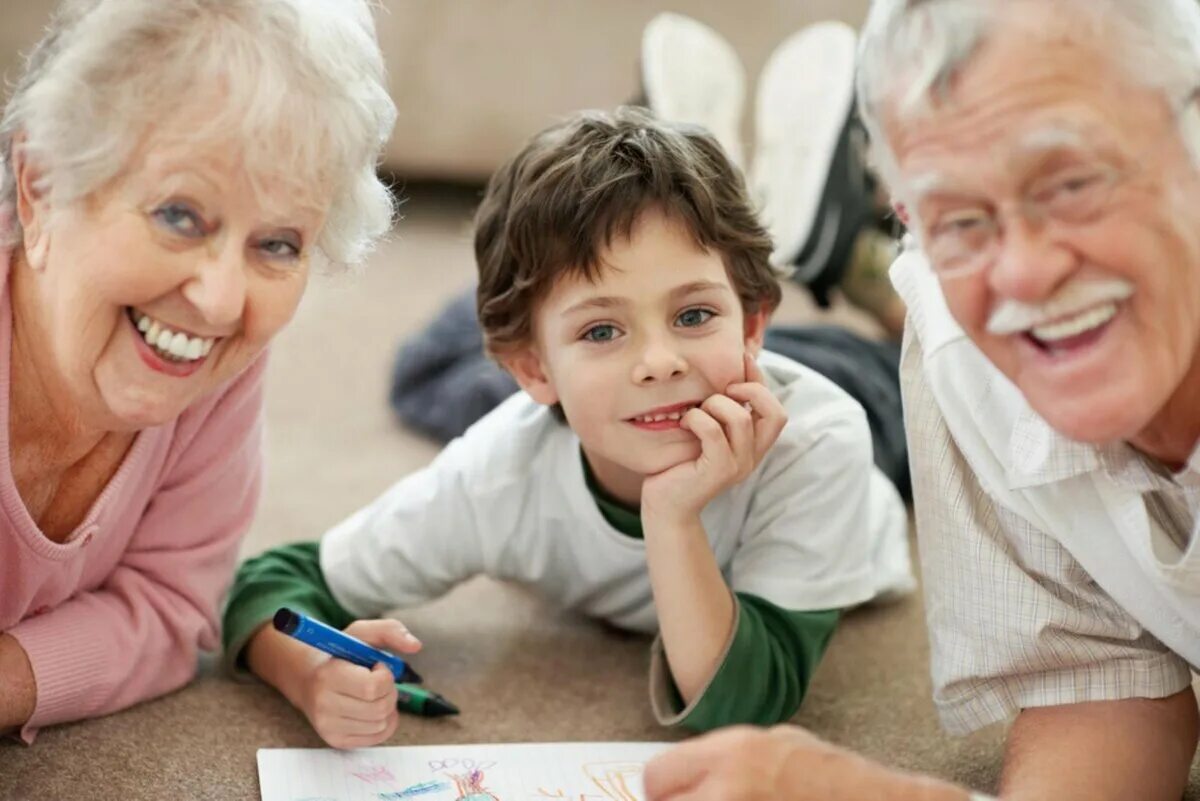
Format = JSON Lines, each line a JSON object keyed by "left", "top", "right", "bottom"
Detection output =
{"left": 474, "top": 106, "right": 781, "bottom": 356}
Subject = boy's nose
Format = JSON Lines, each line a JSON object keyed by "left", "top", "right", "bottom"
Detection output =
{"left": 632, "top": 341, "right": 689, "bottom": 384}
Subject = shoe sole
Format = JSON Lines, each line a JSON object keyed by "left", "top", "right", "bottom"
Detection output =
{"left": 641, "top": 12, "right": 746, "bottom": 169}
{"left": 752, "top": 21, "right": 859, "bottom": 266}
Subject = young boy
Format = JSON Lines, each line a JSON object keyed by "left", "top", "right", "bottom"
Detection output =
{"left": 222, "top": 107, "right": 912, "bottom": 749}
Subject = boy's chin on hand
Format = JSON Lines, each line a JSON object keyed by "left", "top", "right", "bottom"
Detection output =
{"left": 640, "top": 465, "right": 716, "bottom": 527}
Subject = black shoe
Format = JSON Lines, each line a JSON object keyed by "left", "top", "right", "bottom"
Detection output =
{"left": 751, "top": 21, "right": 873, "bottom": 306}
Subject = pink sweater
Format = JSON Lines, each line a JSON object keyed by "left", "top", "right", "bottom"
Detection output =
{"left": 0, "top": 248, "right": 265, "bottom": 743}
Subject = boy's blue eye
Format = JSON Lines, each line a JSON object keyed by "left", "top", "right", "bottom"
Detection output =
{"left": 152, "top": 203, "right": 204, "bottom": 237}
{"left": 582, "top": 324, "right": 619, "bottom": 343}
{"left": 676, "top": 307, "right": 714, "bottom": 327}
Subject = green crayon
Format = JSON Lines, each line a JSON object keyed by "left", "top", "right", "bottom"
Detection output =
{"left": 396, "top": 682, "right": 460, "bottom": 717}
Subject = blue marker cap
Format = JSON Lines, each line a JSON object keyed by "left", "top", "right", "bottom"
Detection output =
{"left": 273, "top": 607, "right": 422, "bottom": 684}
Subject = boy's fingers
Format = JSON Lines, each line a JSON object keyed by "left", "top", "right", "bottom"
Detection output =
{"left": 681, "top": 408, "right": 731, "bottom": 465}
{"left": 328, "top": 710, "right": 397, "bottom": 735}
{"left": 724, "top": 381, "right": 781, "bottom": 420}
{"left": 344, "top": 618, "right": 423, "bottom": 654}
{"left": 326, "top": 691, "right": 397, "bottom": 723}
{"left": 317, "top": 661, "right": 396, "bottom": 704}
{"left": 700, "top": 395, "right": 753, "bottom": 470}
{"left": 743, "top": 351, "right": 765, "bottom": 384}
{"left": 724, "top": 382, "right": 787, "bottom": 458}
{"left": 325, "top": 712, "right": 399, "bottom": 750}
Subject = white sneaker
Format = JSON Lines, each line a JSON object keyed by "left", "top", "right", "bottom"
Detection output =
{"left": 751, "top": 21, "right": 859, "bottom": 267}
{"left": 640, "top": 12, "right": 747, "bottom": 170}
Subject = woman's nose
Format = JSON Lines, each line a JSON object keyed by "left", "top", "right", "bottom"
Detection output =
{"left": 181, "top": 245, "right": 247, "bottom": 329}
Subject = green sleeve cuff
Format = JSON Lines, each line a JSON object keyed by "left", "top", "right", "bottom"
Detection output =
{"left": 220, "top": 541, "right": 356, "bottom": 675}
{"left": 650, "top": 593, "right": 842, "bottom": 732}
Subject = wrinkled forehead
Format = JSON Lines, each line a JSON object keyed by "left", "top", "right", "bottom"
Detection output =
{"left": 881, "top": 4, "right": 1174, "bottom": 194}
{"left": 119, "top": 105, "right": 334, "bottom": 226}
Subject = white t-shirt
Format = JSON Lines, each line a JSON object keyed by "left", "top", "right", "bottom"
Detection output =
{"left": 321, "top": 351, "right": 913, "bottom": 633}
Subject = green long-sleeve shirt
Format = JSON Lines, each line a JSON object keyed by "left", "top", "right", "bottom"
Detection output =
{"left": 223, "top": 468, "right": 841, "bottom": 732}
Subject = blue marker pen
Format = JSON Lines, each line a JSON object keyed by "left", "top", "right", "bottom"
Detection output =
{"left": 273, "top": 607, "right": 422, "bottom": 684}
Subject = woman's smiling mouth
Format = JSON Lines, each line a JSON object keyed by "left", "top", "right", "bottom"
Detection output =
{"left": 127, "top": 306, "right": 217, "bottom": 363}
{"left": 126, "top": 307, "right": 222, "bottom": 377}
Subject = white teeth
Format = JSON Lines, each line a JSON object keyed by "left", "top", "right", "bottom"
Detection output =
{"left": 129, "top": 308, "right": 218, "bottom": 363}
{"left": 167, "top": 332, "right": 188, "bottom": 358}
{"left": 1030, "top": 302, "right": 1118, "bottom": 343}
{"left": 635, "top": 405, "right": 695, "bottom": 423}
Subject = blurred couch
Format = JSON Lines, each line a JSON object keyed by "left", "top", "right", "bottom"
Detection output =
{"left": 1, "top": 1, "right": 869, "bottom": 181}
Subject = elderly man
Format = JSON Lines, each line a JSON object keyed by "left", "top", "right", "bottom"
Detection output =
{"left": 643, "top": 0, "right": 1200, "bottom": 799}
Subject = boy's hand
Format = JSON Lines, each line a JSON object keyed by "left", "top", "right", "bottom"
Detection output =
{"left": 295, "top": 619, "right": 421, "bottom": 750}
{"left": 641, "top": 354, "right": 787, "bottom": 526}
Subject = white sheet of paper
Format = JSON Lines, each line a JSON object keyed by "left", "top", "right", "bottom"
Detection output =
{"left": 257, "top": 741, "right": 672, "bottom": 801}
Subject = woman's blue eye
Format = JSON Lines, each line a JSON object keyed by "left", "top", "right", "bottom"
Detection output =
{"left": 583, "top": 324, "right": 618, "bottom": 343}
{"left": 153, "top": 203, "right": 204, "bottom": 237}
{"left": 260, "top": 238, "right": 301, "bottom": 260}
{"left": 677, "top": 308, "right": 714, "bottom": 327}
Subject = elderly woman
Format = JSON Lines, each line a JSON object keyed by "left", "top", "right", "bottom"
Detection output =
{"left": 0, "top": 0, "right": 394, "bottom": 743}
{"left": 645, "top": 0, "right": 1200, "bottom": 800}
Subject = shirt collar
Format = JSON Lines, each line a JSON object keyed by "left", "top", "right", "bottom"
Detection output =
{"left": 1006, "top": 406, "right": 1104, "bottom": 489}
{"left": 1007, "top": 405, "right": 1200, "bottom": 492}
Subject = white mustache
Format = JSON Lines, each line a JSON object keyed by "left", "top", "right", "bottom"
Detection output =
{"left": 985, "top": 278, "right": 1136, "bottom": 336}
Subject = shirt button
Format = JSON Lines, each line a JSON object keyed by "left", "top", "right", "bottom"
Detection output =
{"left": 32, "top": 605, "right": 50, "bottom": 616}
{"left": 81, "top": 527, "right": 98, "bottom": 546}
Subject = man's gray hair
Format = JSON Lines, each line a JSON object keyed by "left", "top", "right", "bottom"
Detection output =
{"left": 0, "top": 0, "right": 398, "bottom": 267}
{"left": 857, "top": 0, "right": 1200, "bottom": 190}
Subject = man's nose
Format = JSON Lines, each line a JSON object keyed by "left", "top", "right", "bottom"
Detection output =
{"left": 987, "top": 214, "right": 1079, "bottom": 304}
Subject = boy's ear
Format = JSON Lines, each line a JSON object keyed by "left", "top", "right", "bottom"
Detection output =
{"left": 12, "top": 138, "right": 51, "bottom": 270}
{"left": 500, "top": 346, "right": 560, "bottom": 407}
{"left": 743, "top": 307, "right": 768, "bottom": 358}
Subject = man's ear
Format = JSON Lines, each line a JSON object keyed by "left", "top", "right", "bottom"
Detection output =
{"left": 500, "top": 346, "right": 560, "bottom": 407}
{"left": 743, "top": 307, "right": 768, "bottom": 358}
{"left": 12, "top": 138, "right": 51, "bottom": 270}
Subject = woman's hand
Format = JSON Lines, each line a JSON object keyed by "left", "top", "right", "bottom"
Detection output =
{"left": 641, "top": 354, "right": 787, "bottom": 526}
{"left": 0, "top": 633, "right": 36, "bottom": 732}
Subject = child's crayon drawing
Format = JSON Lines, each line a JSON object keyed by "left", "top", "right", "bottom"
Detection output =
{"left": 257, "top": 742, "right": 670, "bottom": 801}
{"left": 379, "top": 781, "right": 451, "bottom": 799}
{"left": 352, "top": 764, "right": 398, "bottom": 785}
{"left": 446, "top": 767, "right": 499, "bottom": 801}
{"left": 582, "top": 762, "right": 645, "bottom": 801}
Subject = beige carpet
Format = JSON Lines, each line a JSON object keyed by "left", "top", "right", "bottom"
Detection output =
{"left": 2, "top": 184, "right": 1198, "bottom": 800}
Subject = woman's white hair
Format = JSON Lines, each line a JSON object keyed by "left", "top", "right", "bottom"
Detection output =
{"left": 0, "top": 0, "right": 398, "bottom": 267}
{"left": 857, "top": 0, "right": 1200, "bottom": 190}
